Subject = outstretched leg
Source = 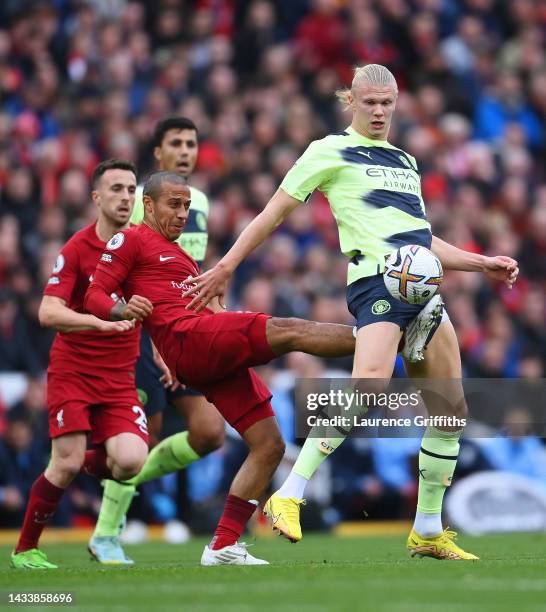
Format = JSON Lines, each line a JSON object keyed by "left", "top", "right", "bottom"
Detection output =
{"left": 266, "top": 318, "right": 356, "bottom": 358}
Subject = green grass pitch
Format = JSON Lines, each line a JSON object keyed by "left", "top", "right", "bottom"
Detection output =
{"left": 1, "top": 533, "right": 545, "bottom": 611}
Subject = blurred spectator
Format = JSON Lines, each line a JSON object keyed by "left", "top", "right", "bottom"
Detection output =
{"left": 10, "top": 376, "right": 49, "bottom": 438}
{"left": 0, "top": 287, "right": 42, "bottom": 375}
{"left": 474, "top": 70, "right": 543, "bottom": 149}
{"left": 0, "top": 412, "right": 49, "bottom": 527}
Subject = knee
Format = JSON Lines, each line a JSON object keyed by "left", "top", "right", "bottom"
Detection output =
{"left": 46, "top": 453, "right": 84, "bottom": 486}
{"left": 112, "top": 461, "right": 143, "bottom": 481}
{"left": 438, "top": 382, "right": 467, "bottom": 421}
{"left": 111, "top": 450, "right": 146, "bottom": 481}
{"left": 188, "top": 420, "right": 224, "bottom": 457}
{"left": 353, "top": 377, "right": 390, "bottom": 395}
{"left": 454, "top": 399, "right": 468, "bottom": 421}
{"left": 194, "top": 427, "right": 224, "bottom": 456}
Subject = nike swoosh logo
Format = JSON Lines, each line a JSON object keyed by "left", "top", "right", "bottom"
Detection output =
{"left": 159, "top": 255, "right": 175, "bottom": 262}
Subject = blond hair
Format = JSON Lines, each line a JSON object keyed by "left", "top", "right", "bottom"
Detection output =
{"left": 335, "top": 64, "right": 398, "bottom": 108}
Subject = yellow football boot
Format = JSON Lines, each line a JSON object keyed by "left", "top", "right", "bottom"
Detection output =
{"left": 263, "top": 493, "right": 306, "bottom": 543}
{"left": 407, "top": 528, "right": 479, "bottom": 560}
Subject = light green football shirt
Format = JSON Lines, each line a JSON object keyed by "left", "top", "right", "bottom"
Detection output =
{"left": 280, "top": 126, "right": 432, "bottom": 285}
{"left": 131, "top": 184, "right": 210, "bottom": 265}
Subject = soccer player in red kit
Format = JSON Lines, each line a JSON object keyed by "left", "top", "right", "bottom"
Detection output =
{"left": 85, "top": 170, "right": 356, "bottom": 565}
{"left": 10, "top": 160, "right": 152, "bottom": 570}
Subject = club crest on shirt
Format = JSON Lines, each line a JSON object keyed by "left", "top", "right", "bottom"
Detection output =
{"left": 106, "top": 232, "right": 125, "bottom": 250}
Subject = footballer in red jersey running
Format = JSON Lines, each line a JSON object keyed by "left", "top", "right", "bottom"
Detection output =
{"left": 11, "top": 160, "right": 152, "bottom": 571}
{"left": 85, "top": 170, "right": 357, "bottom": 565}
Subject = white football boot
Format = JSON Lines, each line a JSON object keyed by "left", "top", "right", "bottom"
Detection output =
{"left": 200, "top": 542, "right": 269, "bottom": 566}
{"left": 402, "top": 294, "right": 445, "bottom": 362}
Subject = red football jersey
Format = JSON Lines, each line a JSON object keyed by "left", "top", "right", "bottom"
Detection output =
{"left": 44, "top": 223, "right": 140, "bottom": 373}
{"left": 85, "top": 224, "right": 212, "bottom": 373}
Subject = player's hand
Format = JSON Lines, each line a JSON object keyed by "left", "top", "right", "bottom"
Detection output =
{"left": 159, "top": 372, "right": 182, "bottom": 391}
{"left": 482, "top": 255, "right": 519, "bottom": 289}
{"left": 95, "top": 318, "right": 135, "bottom": 333}
{"left": 182, "top": 263, "right": 230, "bottom": 313}
{"left": 123, "top": 295, "right": 153, "bottom": 321}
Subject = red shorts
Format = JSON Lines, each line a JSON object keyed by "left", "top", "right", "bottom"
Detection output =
{"left": 47, "top": 368, "right": 148, "bottom": 445}
{"left": 174, "top": 312, "right": 276, "bottom": 434}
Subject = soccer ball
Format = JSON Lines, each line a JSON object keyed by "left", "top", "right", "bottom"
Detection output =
{"left": 383, "top": 244, "right": 443, "bottom": 305}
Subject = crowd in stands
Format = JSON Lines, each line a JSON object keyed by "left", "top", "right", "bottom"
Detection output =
{"left": 1, "top": 0, "right": 545, "bottom": 531}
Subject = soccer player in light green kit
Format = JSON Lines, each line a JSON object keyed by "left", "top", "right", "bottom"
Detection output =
{"left": 89, "top": 117, "right": 224, "bottom": 564}
{"left": 183, "top": 65, "right": 519, "bottom": 560}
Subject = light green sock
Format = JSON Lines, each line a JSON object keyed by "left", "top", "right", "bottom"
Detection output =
{"left": 126, "top": 431, "right": 200, "bottom": 486}
{"left": 417, "top": 426, "right": 461, "bottom": 514}
{"left": 293, "top": 384, "right": 360, "bottom": 480}
{"left": 293, "top": 381, "right": 364, "bottom": 480}
{"left": 293, "top": 436, "right": 345, "bottom": 480}
{"left": 93, "top": 480, "right": 136, "bottom": 538}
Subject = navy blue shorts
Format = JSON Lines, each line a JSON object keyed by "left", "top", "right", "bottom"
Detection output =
{"left": 347, "top": 274, "right": 425, "bottom": 331}
{"left": 136, "top": 332, "right": 202, "bottom": 418}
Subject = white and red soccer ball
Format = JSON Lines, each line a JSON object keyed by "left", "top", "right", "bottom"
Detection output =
{"left": 383, "top": 244, "right": 443, "bottom": 305}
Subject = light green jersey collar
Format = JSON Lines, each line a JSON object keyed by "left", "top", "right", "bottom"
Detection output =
{"left": 346, "top": 125, "right": 393, "bottom": 146}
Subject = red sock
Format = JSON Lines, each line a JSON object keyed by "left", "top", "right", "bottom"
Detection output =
{"left": 15, "top": 474, "right": 65, "bottom": 553}
{"left": 81, "top": 448, "right": 112, "bottom": 479}
{"left": 210, "top": 494, "right": 257, "bottom": 550}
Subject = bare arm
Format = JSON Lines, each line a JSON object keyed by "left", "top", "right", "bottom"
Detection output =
{"left": 184, "top": 188, "right": 301, "bottom": 311}
{"left": 431, "top": 236, "right": 485, "bottom": 271}
{"left": 431, "top": 235, "right": 519, "bottom": 288}
{"left": 39, "top": 295, "right": 134, "bottom": 333}
{"left": 151, "top": 340, "right": 180, "bottom": 390}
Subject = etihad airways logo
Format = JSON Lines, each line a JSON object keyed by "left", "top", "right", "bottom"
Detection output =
{"left": 365, "top": 167, "right": 420, "bottom": 182}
